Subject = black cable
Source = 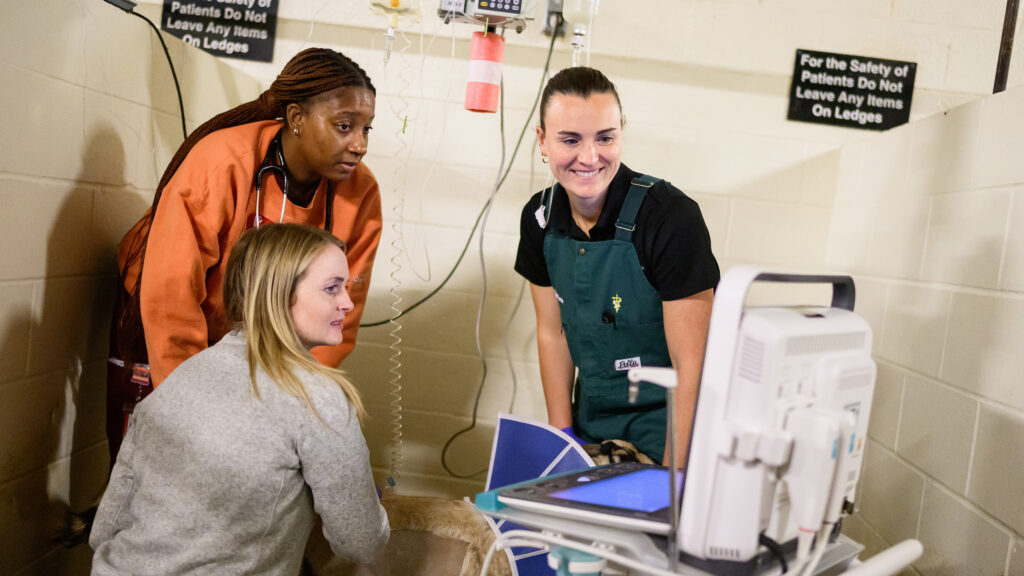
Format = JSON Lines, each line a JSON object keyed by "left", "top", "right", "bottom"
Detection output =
{"left": 994, "top": 0, "right": 1019, "bottom": 93}
{"left": 360, "top": 16, "right": 563, "bottom": 329}
{"left": 131, "top": 11, "right": 188, "bottom": 140}
{"left": 440, "top": 70, "right": 505, "bottom": 480}
{"left": 759, "top": 534, "right": 788, "bottom": 573}
{"left": 438, "top": 19, "right": 564, "bottom": 479}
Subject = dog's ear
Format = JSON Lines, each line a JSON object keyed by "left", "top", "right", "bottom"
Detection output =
{"left": 583, "top": 442, "right": 610, "bottom": 465}
{"left": 609, "top": 439, "right": 656, "bottom": 465}
{"left": 597, "top": 439, "right": 638, "bottom": 463}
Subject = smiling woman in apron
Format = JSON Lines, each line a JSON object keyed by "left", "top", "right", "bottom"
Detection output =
{"left": 514, "top": 67, "right": 719, "bottom": 464}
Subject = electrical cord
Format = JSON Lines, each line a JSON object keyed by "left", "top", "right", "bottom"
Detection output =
{"left": 375, "top": 9, "right": 461, "bottom": 490}
{"left": 129, "top": 11, "right": 187, "bottom": 140}
{"left": 495, "top": 130, "right": 544, "bottom": 414}
{"left": 799, "top": 523, "right": 833, "bottom": 576}
{"left": 381, "top": 22, "right": 417, "bottom": 489}
{"left": 360, "top": 16, "right": 564, "bottom": 328}
{"left": 502, "top": 278, "right": 527, "bottom": 417}
{"left": 759, "top": 533, "right": 789, "bottom": 573}
{"left": 438, "top": 19, "right": 563, "bottom": 478}
{"left": 440, "top": 69, "right": 507, "bottom": 479}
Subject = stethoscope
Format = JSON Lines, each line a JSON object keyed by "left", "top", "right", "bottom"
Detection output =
{"left": 254, "top": 130, "right": 334, "bottom": 230}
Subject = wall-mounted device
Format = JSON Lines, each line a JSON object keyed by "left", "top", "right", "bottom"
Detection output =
{"left": 438, "top": 0, "right": 537, "bottom": 113}
{"left": 438, "top": 0, "right": 536, "bottom": 33}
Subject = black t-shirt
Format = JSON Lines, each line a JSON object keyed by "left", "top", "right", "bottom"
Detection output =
{"left": 514, "top": 164, "right": 720, "bottom": 301}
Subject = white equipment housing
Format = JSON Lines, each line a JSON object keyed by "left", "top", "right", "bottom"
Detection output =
{"left": 680, "top": 267, "right": 876, "bottom": 562}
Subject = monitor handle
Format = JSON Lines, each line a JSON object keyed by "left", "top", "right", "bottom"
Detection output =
{"left": 751, "top": 271, "right": 856, "bottom": 311}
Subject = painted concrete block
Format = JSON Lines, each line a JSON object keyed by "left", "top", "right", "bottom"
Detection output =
{"left": 915, "top": 483, "right": 1012, "bottom": 576}
{"left": 858, "top": 441, "right": 926, "bottom": 545}
{"left": 879, "top": 284, "right": 950, "bottom": 378}
{"left": 896, "top": 373, "right": 977, "bottom": 493}
{"left": 921, "top": 189, "right": 1011, "bottom": 289}
{"left": 942, "top": 292, "right": 1024, "bottom": 411}
{"left": 967, "top": 405, "right": 1024, "bottom": 535}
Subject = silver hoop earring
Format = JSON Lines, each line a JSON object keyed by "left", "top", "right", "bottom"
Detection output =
{"left": 541, "top": 153, "right": 549, "bottom": 164}
{"left": 293, "top": 127, "right": 300, "bottom": 136}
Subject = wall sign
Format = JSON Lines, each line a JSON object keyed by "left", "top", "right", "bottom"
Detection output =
{"left": 161, "top": 0, "right": 278, "bottom": 62}
{"left": 787, "top": 49, "right": 916, "bottom": 131}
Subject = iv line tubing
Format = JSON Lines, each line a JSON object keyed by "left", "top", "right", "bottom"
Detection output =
{"left": 360, "top": 16, "right": 563, "bottom": 328}
{"left": 394, "top": 15, "right": 458, "bottom": 283}
{"left": 586, "top": 0, "right": 594, "bottom": 65}
{"left": 439, "top": 20, "right": 563, "bottom": 478}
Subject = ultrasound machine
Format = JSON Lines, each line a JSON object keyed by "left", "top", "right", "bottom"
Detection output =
{"left": 475, "top": 267, "right": 924, "bottom": 576}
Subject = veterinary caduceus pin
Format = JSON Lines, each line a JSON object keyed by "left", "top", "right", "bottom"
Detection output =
{"left": 612, "top": 294, "right": 622, "bottom": 313}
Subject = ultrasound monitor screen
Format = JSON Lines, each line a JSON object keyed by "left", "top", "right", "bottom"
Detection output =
{"left": 548, "top": 468, "right": 684, "bottom": 513}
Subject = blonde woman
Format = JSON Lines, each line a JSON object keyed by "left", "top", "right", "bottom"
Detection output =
{"left": 91, "top": 223, "right": 389, "bottom": 575}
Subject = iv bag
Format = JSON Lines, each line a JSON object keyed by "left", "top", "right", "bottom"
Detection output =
{"left": 369, "top": 0, "right": 422, "bottom": 21}
{"left": 561, "top": 0, "right": 597, "bottom": 32}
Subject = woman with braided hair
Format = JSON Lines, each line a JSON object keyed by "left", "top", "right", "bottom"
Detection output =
{"left": 106, "top": 48, "right": 382, "bottom": 465}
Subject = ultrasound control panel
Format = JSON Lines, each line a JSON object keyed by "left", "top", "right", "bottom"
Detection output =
{"left": 495, "top": 462, "right": 684, "bottom": 533}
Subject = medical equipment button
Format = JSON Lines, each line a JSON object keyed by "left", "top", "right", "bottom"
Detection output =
{"left": 756, "top": 430, "right": 793, "bottom": 466}
{"left": 718, "top": 430, "right": 738, "bottom": 457}
{"left": 577, "top": 476, "right": 592, "bottom": 482}
{"left": 736, "top": 431, "right": 759, "bottom": 461}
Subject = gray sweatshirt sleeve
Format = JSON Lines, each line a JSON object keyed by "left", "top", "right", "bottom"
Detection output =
{"left": 298, "top": 385, "right": 389, "bottom": 564}
{"left": 90, "top": 419, "right": 138, "bottom": 550}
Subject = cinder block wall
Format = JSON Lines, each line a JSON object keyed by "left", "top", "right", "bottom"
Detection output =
{"left": 831, "top": 87, "right": 1024, "bottom": 575}
{"left": 4, "top": 0, "right": 1024, "bottom": 574}
{"left": 0, "top": 2, "right": 261, "bottom": 573}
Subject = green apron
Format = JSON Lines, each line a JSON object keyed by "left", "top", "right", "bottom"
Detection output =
{"left": 543, "top": 174, "right": 672, "bottom": 463}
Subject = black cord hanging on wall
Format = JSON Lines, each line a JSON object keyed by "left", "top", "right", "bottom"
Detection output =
{"left": 102, "top": 0, "right": 189, "bottom": 140}
{"left": 995, "top": 0, "right": 1020, "bottom": 93}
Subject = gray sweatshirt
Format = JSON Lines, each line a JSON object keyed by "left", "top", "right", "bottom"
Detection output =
{"left": 91, "top": 332, "right": 389, "bottom": 575}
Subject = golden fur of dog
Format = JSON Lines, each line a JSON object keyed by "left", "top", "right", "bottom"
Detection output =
{"left": 305, "top": 493, "right": 512, "bottom": 576}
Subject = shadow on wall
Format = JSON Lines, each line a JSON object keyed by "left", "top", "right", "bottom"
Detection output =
{"left": 0, "top": 126, "right": 150, "bottom": 575}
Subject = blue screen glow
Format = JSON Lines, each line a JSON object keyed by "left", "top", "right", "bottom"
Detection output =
{"left": 548, "top": 469, "right": 683, "bottom": 513}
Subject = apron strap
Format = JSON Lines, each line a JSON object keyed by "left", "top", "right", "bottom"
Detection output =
{"left": 614, "top": 174, "right": 661, "bottom": 242}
